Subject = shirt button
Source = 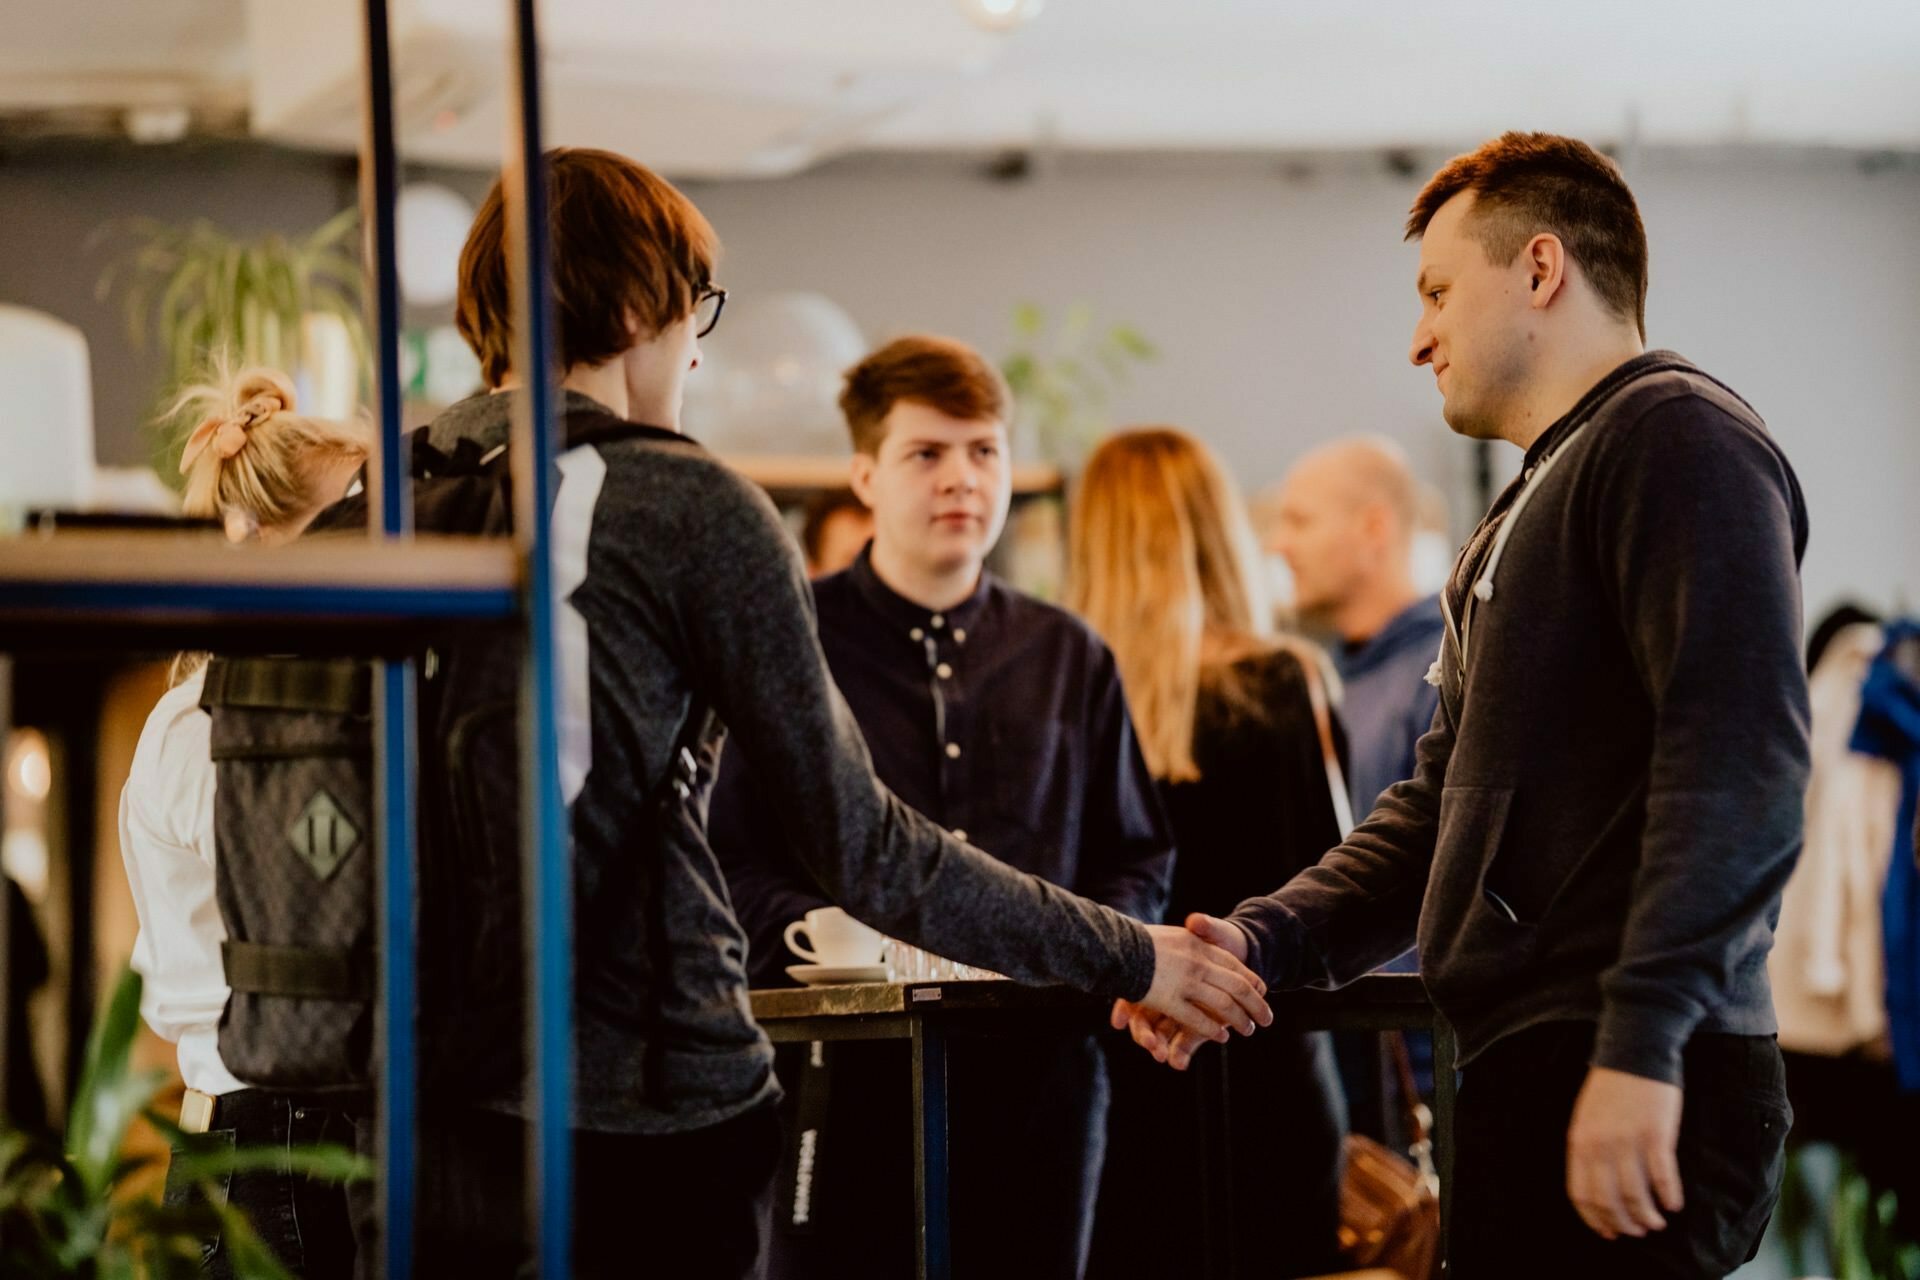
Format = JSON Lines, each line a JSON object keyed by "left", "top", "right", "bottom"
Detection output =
{"left": 910, "top": 628, "right": 925, "bottom": 641}
{"left": 952, "top": 828, "right": 968, "bottom": 842}
{"left": 930, "top": 614, "right": 946, "bottom": 629}
{"left": 945, "top": 742, "right": 962, "bottom": 759}
{"left": 936, "top": 662, "right": 953, "bottom": 679}
{"left": 952, "top": 628, "right": 967, "bottom": 644}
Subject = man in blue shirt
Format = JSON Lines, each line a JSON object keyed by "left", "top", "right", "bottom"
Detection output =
{"left": 711, "top": 334, "right": 1173, "bottom": 1279}
{"left": 1267, "top": 435, "right": 1446, "bottom": 1138}
{"left": 1268, "top": 436, "right": 1444, "bottom": 818}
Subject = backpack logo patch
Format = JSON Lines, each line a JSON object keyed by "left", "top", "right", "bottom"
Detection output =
{"left": 289, "top": 790, "right": 360, "bottom": 881}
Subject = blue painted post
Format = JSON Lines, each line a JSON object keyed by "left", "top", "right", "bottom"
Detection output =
{"left": 503, "top": 1, "right": 573, "bottom": 1274}
{"left": 359, "top": 0, "right": 417, "bottom": 1274}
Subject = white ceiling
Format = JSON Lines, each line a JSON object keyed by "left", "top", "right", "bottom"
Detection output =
{"left": 6, "top": 0, "right": 1919, "bottom": 171}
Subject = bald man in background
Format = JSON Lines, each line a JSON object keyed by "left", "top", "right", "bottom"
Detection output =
{"left": 1264, "top": 437, "right": 1449, "bottom": 1143}
{"left": 1268, "top": 437, "right": 1446, "bottom": 817}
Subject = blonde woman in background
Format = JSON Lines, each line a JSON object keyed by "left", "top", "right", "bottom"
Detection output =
{"left": 1075, "top": 428, "right": 1350, "bottom": 1279}
{"left": 118, "top": 364, "right": 369, "bottom": 1278}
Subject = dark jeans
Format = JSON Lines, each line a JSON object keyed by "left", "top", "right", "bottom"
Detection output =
{"left": 769, "top": 1032, "right": 1110, "bottom": 1279}
{"left": 1451, "top": 1021, "right": 1792, "bottom": 1280}
{"left": 161, "top": 1089, "right": 358, "bottom": 1279}
{"left": 352, "top": 1101, "right": 780, "bottom": 1279}
{"left": 1089, "top": 1028, "right": 1348, "bottom": 1280}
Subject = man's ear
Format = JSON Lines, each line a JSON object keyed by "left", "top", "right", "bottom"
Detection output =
{"left": 848, "top": 451, "right": 878, "bottom": 509}
{"left": 1358, "top": 499, "right": 1393, "bottom": 554}
{"left": 1525, "top": 232, "right": 1569, "bottom": 311}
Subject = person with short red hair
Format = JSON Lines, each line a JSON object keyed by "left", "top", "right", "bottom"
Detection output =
{"left": 400, "top": 150, "right": 1267, "bottom": 1280}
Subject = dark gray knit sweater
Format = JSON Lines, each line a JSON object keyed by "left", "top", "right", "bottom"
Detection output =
{"left": 430, "top": 390, "right": 1156, "bottom": 1133}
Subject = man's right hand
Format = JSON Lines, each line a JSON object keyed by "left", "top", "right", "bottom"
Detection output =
{"left": 1120, "top": 916, "right": 1270, "bottom": 1053}
{"left": 1113, "top": 914, "right": 1265, "bottom": 1068}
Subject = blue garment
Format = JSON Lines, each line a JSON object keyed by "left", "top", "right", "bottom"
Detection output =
{"left": 1851, "top": 620, "right": 1920, "bottom": 1092}
{"left": 1331, "top": 595, "right": 1445, "bottom": 819}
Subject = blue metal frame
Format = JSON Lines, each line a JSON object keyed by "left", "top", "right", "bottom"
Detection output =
{"left": 359, "top": 0, "right": 418, "bottom": 1274}
{"left": 0, "top": 3, "right": 569, "bottom": 1269}
{"left": 372, "top": 660, "right": 418, "bottom": 1275}
{"left": 0, "top": 581, "right": 515, "bottom": 622}
{"left": 504, "top": 1, "right": 574, "bottom": 1273}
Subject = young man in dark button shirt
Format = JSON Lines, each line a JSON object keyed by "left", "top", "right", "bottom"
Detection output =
{"left": 1119, "top": 132, "right": 1810, "bottom": 1279}
{"left": 711, "top": 334, "right": 1174, "bottom": 1279}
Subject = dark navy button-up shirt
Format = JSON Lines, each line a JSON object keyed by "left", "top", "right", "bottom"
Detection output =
{"left": 711, "top": 546, "right": 1175, "bottom": 986}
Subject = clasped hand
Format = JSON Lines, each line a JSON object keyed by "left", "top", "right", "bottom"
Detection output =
{"left": 1114, "top": 913, "right": 1265, "bottom": 1069}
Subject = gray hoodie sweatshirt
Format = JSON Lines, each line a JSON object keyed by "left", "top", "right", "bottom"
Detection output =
{"left": 1229, "top": 352, "right": 1811, "bottom": 1085}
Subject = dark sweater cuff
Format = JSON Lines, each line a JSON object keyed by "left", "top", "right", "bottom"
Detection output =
{"left": 1110, "top": 919, "right": 1157, "bottom": 1003}
{"left": 1591, "top": 1000, "right": 1698, "bottom": 1086}
{"left": 1225, "top": 900, "right": 1307, "bottom": 991}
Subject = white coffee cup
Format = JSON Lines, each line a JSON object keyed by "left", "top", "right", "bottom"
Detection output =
{"left": 784, "top": 907, "right": 884, "bottom": 966}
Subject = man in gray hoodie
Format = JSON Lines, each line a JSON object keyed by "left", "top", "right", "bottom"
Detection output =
{"left": 1118, "top": 132, "right": 1809, "bottom": 1278}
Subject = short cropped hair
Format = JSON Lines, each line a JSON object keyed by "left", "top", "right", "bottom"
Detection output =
{"left": 1406, "top": 132, "right": 1647, "bottom": 337}
{"left": 838, "top": 335, "right": 1012, "bottom": 456}
{"left": 457, "top": 147, "right": 719, "bottom": 387}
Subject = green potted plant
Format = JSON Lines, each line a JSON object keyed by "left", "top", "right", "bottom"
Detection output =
{"left": 92, "top": 209, "right": 368, "bottom": 467}
{"left": 1000, "top": 301, "right": 1156, "bottom": 471}
{"left": 0, "top": 967, "right": 369, "bottom": 1278}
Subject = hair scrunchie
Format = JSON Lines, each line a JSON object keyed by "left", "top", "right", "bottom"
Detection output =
{"left": 178, "top": 390, "right": 286, "bottom": 474}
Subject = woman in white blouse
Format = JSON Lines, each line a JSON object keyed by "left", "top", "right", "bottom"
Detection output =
{"left": 119, "top": 362, "right": 367, "bottom": 1278}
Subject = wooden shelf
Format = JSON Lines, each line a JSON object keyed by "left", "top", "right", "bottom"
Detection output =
{"left": 723, "top": 454, "right": 1063, "bottom": 498}
{"left": 0, "top": 530, "right": 520, "bottom": 653}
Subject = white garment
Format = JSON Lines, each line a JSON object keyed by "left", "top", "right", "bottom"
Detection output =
{"left": 117, "top": 666, "right": 245, "bottom": 1095}
{"left": 1771, "top": 623, "right": 1900, "bottom": 1056}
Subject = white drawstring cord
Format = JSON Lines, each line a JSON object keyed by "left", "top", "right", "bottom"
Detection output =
{"left": 1459, "top": 420, "right": 1592, "bottom": 652}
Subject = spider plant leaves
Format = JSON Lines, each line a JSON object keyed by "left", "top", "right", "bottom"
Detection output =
{"left": 93, "top": 208, "right": 371, "bottom": 460}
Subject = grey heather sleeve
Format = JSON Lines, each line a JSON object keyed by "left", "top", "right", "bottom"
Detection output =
{"left": 674, "top": 467, "right": 1157, "bottom": 1001}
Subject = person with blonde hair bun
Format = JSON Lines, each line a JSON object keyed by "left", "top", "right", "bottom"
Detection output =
{"left": 1073, "top": 427, "right": 1350, "bottom": 1278}
{"left": 171, "top": 362, "right": 371, "bottom": 542}
{"left": 117, "top": 360, "right": 370, "bottom": 1278}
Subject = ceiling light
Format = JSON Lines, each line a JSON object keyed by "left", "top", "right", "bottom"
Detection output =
{"left": 956, "top": 0, "right": 1045, "bottom": 33}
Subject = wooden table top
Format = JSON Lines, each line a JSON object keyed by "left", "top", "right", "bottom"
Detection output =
{"left": 749, "top": 971, "right": 1433, "bottom": 1022}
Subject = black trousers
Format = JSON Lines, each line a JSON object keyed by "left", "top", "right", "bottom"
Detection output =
{"left": 1450, "top": 1021, "right": 1792, "bottom": 1280}
{"left": 769, "top": 1032, "right": 1110, "bottom": 1280}
{"left": 161, "top": 1089, "right": 359, "bottom": 1279}
{"left": 1088, "top": 1028, "right": 1348, "bottom": 1280}
{"left": 350, "top": 1101, "right": 780, "bottom": 1279}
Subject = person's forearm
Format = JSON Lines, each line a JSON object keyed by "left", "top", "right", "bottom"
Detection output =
{"left": 686, "top": 509, "right": 1155, "bottom": 1000}
{"left": 1229, "top": 705, "right": 1450, "bottom": 988}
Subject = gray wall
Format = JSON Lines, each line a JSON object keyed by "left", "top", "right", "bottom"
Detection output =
{"left": 2, "top": 140, "right": 1915, "bottom": 621}
{"left": 0, "top": 142, "right": 360, "bottom": 475}
{"left": 681, "top": 148, "right": 1920, "bottom": 626}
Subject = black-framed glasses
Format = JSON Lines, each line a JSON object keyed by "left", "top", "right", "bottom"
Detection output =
{"left": 693, "top": 285, "right": 727, "bottom": 338}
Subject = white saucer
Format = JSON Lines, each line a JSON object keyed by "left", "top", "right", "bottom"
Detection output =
{"left": 787, "top": 963, "right": 890, "bottom": 986}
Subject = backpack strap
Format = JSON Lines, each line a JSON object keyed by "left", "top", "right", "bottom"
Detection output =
{"left": 201, "top": 657, "right": 372, "bottom": 717}
{"left": 222, "top": 939, "right": 373, "bottom": 1001}
{"left": 641, "top": 696, "right": 716, "bottom": 1100}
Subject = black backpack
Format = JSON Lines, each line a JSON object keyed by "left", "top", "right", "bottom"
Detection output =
{"left": 201, "top": 410, "right": 702, "bottom": 1100}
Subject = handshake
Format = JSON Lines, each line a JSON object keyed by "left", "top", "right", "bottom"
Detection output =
{"left": 1118, "top": 913, "right": 1271, "bottom": 1071}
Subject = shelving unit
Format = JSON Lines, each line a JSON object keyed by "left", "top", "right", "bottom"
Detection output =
{"left": 724, "top": 453, "right": 1063, "bottom": 503}
{"left": 0, "top": 3, "right": 571, "bottom": 1276}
